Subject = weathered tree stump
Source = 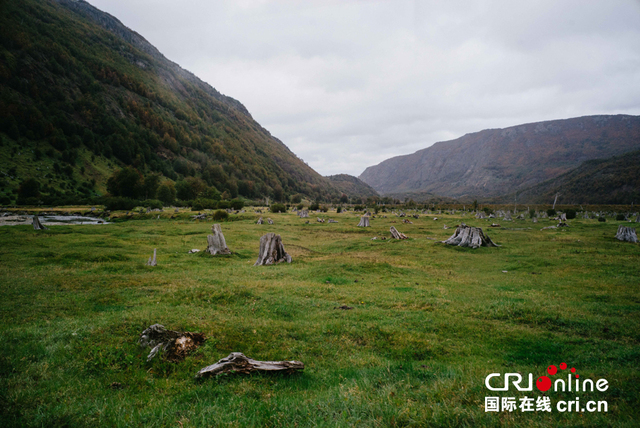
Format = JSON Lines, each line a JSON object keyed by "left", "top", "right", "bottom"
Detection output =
{"left": 196, "top": 352, "right": 304, "bottom": 378}
{"left": 146, "top": 249, "right": 157, "bottom": 266}
{"left": 441, "top": 224, "right": 499, "bottom": 248}
{"left": 390, "top": 226, "right": 407, "bottom": 239}
{"left": 357, "top": 216, "right": 370, "bottom": 227}
{"left": 475, "top": 212, "right": 486, "bottom": 219}
{"left": 317, "top": 217, "right": 325, "bottom": 223}
{"left": 533, "top": 217, "right": 538, "bottom": 223}
{"left": 298, "top": 210, "right": 309, "bottom": 218}
{"left": 32, "top": 215, "right": 48, "bottom": 230}
{"left": 267, "top": 218, "right": 274, "bottom": 225}
{"left": 254, "top": 233, "right": 292, "bottom": 266}
{"left": 206, "top": 224, "right": 231, "bottom": 255}
{"left": 402, "top": 219, "right": 413, "bottom": 224}
{"left": 256, "top": 217, "right": 264, "bottom": 225}
{"left": 139, "top": 324, "right": 206, "bottom": 362}
{"left": 615, "top": 225, "right": 638, "bottom": 243}
{"left": 328, "top": 219, "right": 338, "bottom": 223}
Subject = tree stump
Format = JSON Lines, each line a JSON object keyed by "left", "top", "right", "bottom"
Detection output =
{"left": 196, "top": 352, "right": 304, "bottom": 378}
{"left": 298, "top": 210, "right": 309, "bottom": 218}
{"left": 254, "top": 233, "right": 292, "bottom": 266}
{"left": 139, "top": 324, "right": 206, "bottom": 362}
{"left": 475, "top": 212, "right": 486, "bottom": 219}
{"left": 615, "top": 225, "right": 638, "bottom": 243}
{"left": 390, "top": 226, "right": 407, "bottom": 239}
{"left": 317, "top": 217, "right": 325, "bottom": 223}
{"left": 146, "top": 249, "right": 157, "bottom": 266}
{"left": 357, "top": 216, "right": 370, "bottom": 227}
{"left": 442, "top": 224, "right": 499, "bottom": 248}
{"left": 533, "top": 217, "right": 538, "bottom": 223}
{"left": 32, "top": 215, "right": 48, "bottom": 230}
{"left": 257, "top": 217, "right": 264, "bottom": 225}
{"left": 267, "top": 218, "right": 274, "bottom": 225}
{"left": 206, "top": 224, "right": 231, "bottom": 255}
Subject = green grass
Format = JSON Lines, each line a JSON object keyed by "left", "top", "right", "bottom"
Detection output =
{"left": 0, "top": 210, "right": 638, "bottom": 427}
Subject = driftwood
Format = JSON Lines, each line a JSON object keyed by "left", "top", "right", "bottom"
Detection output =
{"left": 206, "top": 224, "right": 231, "bottom": 255}
{"left": 267, "top": 218, "right": 274, "bottom": 225}
{"left": 390, "top": 226, "right": 408, "bottom": 239}
{"left": 615, "top": 225, "right": 638, "bottom": 243}
{"left": 256, "top": 217, "right": 264, "bottom": 225}
{"left": 196, "top": 352, "right": 304, "bottom": 378}
{"left": 442, "top": 224, "right": 499, "bottom": 248}
{"left": 32, "top": 215, "right": 48, "bottom": 230}
{"left": 139, "top": 324, "right": 205, "bottom": 362}
{"left": 357, "top": 216, "right": 370, "bottom": 227}
{"left": 146, "top": 249, "right": 157, "bottom": 266}
{"left": 254, "top": 233, "right": 292, "bottom": 266}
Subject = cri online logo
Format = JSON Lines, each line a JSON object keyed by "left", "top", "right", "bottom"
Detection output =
{"left": 485, "top": 362, "right": 609, "bottom": 393}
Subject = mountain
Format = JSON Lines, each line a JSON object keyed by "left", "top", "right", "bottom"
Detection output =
{"left": 359, "top": 115, "right": 640, "bottom": 200}
{"left": 498, "top": 150, "right": 640, "bottom": 205}
{"left": 0, "top": 0, "right": 344, "bottom": 204}
{"left": 326, "top": 174, "right": 379, "bottom": 198}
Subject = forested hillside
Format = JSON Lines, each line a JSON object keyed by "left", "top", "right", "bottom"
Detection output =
{"left": 0, "top": 0, "right": 342, "bottom": 205}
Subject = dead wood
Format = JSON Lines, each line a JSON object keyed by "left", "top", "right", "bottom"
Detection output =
{"left": 441, "top": 224, "right": 499, "bottom": 249}
{"left": 335, "top": 305, "right": 353, "bottom": 310}
{"left": 139, "top": 324, "right": 206, "bottom": 362}
{"left": 146, "top": 249, "right": 157, "bottom": 266}
{"left": 196, "top": 352, "right": 304, "bottom": 378}
{"left": 402, "top": 219, "right": 413, "bottom": 224}
{"left": 357, "top": 216, "right": 370, "bottom": 227}
{"left": 317, "top": 217, "right": 325, "bottom": 223}
{"left": 328, "top": 219, "right": 338, "bottom": 223}
{"left": 206, "top": 224, "right": 231, "bottom": 255}
{"left": 267, "top": 218, "right": 274, "bottom": 225}
{"left": 298, "top": 210, "right": 309, "bottom": 218}
{"left": 390, "top": 226, "right": 408, "bottom": 239}
{"left": 254, "top": 233, "right": 292, "bottom": 266}
{"left": 489, "top": 223, "right": 501, "bottom": 227}
{"left": 32, "top": 215, "right": 48, "bottom": 230}
{"left": 615, "top": 225, "right": 638, "bottom": 243}
{"left": 256, "top": 217, "right": 264, "bottom": 225}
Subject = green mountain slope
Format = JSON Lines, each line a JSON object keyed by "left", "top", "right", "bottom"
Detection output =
{"left": 500, "top": 150, "right": 640, "bottom": 205}
{"left": 0, "top": 0, "right": 342, "bottom": 204}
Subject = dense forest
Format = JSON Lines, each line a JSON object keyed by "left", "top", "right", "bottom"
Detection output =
{"left": 0, "top": 0, "right": 346, "bottom": 206}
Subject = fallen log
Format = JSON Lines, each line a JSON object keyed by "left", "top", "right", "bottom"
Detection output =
{"left": 139, "top": 324, "right": 206, "bottom": 362}
{"left": 196, "top": 352, "right": 304, "bottom": 378}
{"left": 442, "top": 224, "right": 499, "bottom": 248}
{"left": 146, "top": 249, "right": 157, "bottom": 266}
{"left": 615, "top": 225, "right": 638, "bottom": 243}
{"left": 328, "top": 219, "right": 338, "bottom": 223}
{"left": 254, "top": 233, "right": 292, "bottom": 265}
{"left": 206, "top": 224, "right": 231, "bottom": 255}
{"left": 390, "top": 226, "right": 407, "bottom": 239}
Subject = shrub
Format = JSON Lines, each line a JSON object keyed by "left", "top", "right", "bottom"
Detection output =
{"left": 192, "top": 198, "right": 218, "bottom": 211}
{"left": 598, "top": 216, "right": 606, "bottom": 222}
{"left": 217, "top": 200, "right": 230, "bottom": 209}
{"left": 213, "top": 210, "right": 228, "bottom": 221}
{"left": 103, "top": 197, "right": 138, "bottom": 211}
{"left": 230, "top": 198, "right": 244, "bottom": 210}
{"left": 319, "top": 205, "right": 329, "bottom": 213}
{"left": 270, "top": 203, "right": 286, "bottom": 213}
{"left": 141, "top": 199, "right": 163, "bottom": 210}
{"left": 337, "top": 206, "right": 342, "bottom": 213}
{"left": 616, "top": 214, "right": 626, "bottom": 221}
{"left": 565, "top": 209, "right": 577, "bottom": 220}
{"left": 296, "top": 203, "right": 304, "bottom": 211}
{"left": 309, "top": 202, "right": 320, "bottom": 211}
{"left": 529, "top": 208, "right": 536, "bottom": 218}
{"left": 547, "top": 208, "right": 556, "bottom": 217}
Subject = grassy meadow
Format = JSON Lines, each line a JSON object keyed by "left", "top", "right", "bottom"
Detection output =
{"left": 0, "top": 208, "right": 639, "bottom": 427}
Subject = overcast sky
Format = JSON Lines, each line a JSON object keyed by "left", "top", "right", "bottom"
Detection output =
{"left": 88, "top": 0, "right": 640, "bottom": 177}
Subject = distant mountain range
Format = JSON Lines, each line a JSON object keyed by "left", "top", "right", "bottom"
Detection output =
{"left": 0, "top": 0, "right": 367, "bottom": 204}
{"left": 327, "top": 174, "right": 378, "bottom": 198}
{"left": 496, "top": 149, "right": 640, "bottom": 205}
{"left": 359, "top": 115, "right": 640, "bottom": 202}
